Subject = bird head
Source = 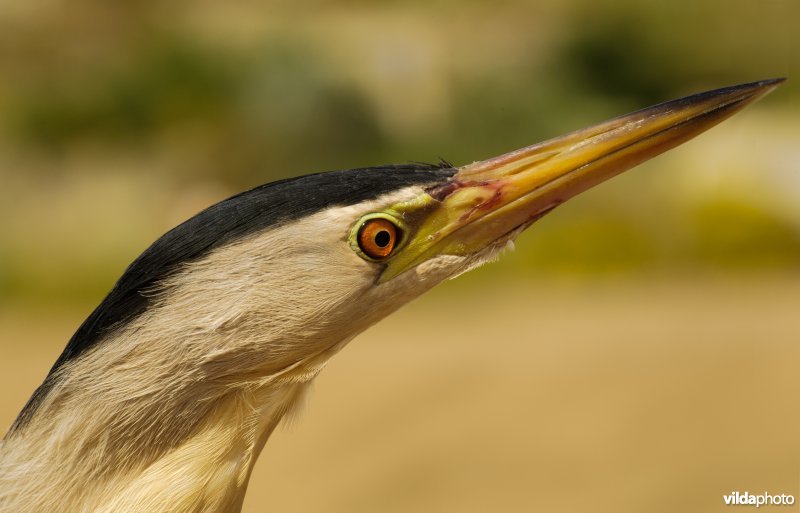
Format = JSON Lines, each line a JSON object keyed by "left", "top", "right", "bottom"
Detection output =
{"left": 187, "top": 79, "right": 784, "bottom": 372}
{"left": 30, "top": 79, "right": 780, "bottom": 389}
{"left": 8, "top": 80, "right": 781, "bottom": 432}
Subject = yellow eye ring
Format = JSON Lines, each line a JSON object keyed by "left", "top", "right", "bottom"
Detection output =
{"left": 351, "top": 214, "right": 404, "bottom": 261}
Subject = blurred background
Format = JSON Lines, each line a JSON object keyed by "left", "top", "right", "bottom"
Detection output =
{"left": 0, "top": 0, "right": 798, "bottom": 511}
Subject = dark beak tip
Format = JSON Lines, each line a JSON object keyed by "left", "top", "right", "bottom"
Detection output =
{"left": 752, "top": 77, "right": 787, "bottom": 93}
{"left": 758, "top": 77, "right": 787, "bottom": 86}
{"left": 738, "top": 77, "right": 787, "bottom": 98}
{"left": 696, "top": 78, "right": 785, "bottom": 104}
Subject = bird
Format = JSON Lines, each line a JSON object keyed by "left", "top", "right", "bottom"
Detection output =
{"left": 0, "top": 79, "right": 782, "bottom": 513}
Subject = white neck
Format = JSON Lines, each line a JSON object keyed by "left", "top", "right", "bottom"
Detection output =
{"left": 0, "top": 343, "right": 324, "bottom": 513}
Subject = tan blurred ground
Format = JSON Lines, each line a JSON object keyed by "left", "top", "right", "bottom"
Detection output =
{"left": 2, "top": 274, "right": 797, "bottom": 513}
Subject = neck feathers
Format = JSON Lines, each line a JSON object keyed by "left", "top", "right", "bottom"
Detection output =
{"left": 1, "top": 341, "right": 314, "bottom": 513}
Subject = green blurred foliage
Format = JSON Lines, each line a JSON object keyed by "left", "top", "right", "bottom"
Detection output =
{"left": 0, "top": 0, "right": 798, "bottom": 304}
{"left": 11, "top": 39, "right": 240, "bottom": 148}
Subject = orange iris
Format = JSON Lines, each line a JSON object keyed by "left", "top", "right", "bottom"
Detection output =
{"left": 357, "top": 218, "right": 398, "bottom": 259}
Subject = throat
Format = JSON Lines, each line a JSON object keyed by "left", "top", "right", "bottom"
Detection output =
{"left": 94, "top": 382, "right": 307, "bottom": 513}
{"left": 1, "top": 379, "right": 309, "bottom": 513}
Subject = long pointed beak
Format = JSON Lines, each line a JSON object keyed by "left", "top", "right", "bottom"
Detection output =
{"left": 382, "top": 79, "right": 784, "bottom": 281}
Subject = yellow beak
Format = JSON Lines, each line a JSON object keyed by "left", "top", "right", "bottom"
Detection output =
{"left": 382, "top": 79, "right": 784, "bottom": 281}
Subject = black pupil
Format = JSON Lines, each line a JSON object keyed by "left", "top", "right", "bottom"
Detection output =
{"left": 374, "top": 230, "right": 391, "bottom": 248}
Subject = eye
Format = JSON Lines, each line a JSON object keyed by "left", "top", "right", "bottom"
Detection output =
{"left": 357, "top": 217, "right": 400, "bottom": 260}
